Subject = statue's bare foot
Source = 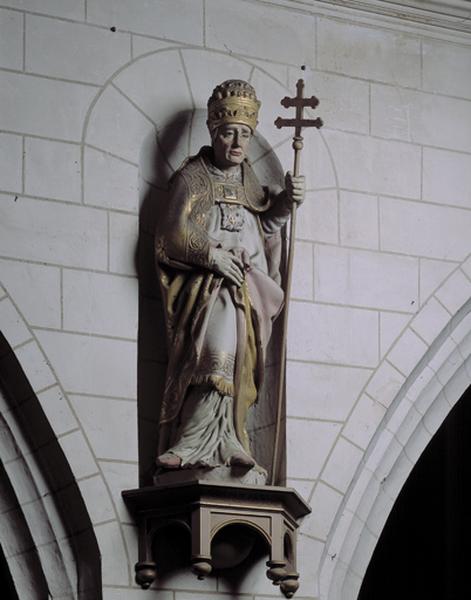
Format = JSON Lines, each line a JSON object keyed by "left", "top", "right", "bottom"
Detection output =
{"left": 229, "top": 453, "right": 255, "bottom": 468}
{"left": 156, "top": 453, "right": 182, "bottom": 469}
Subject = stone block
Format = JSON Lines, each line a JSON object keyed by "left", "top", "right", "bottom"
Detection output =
{"left": 36, "top": 330, "right": 137, "bottom": 398}
{"left": 289, "top": 67, "right": 370, "bottom": 134}
{"left": 181, "top": 49, "right": 253, "bottom": 109}
{"left": 100, "top": 461, "right": 138, "bottom": 523}
{"left": 83, "top": 146, "right": 138, "bottom": 212}
{"left": 95, "top": 520, "right": 129, "bottom": 586}
{"left": 87, "top": 0, "right": 204, "bottom": 45}
{"left": 419, "top": 258, "right": 457, "bottom": 304}
{"left": 63, "top": 270, "right": 138, "bottom": 339}
{"left": 286, "top": 418, "right": 341, "bottom": 479}
{"left": 343, "top": 394, "right": 386, "bottom": 450}
{"left": 291, "top": 241, "right": 313, "bottom": 300}
{"left": 423, "top": 147, "right": 471, "bottom": 209}
{"left": 15, "top": 340, "right": 55, "bottom": 392}
{"left": 371, "top": 84, "right": 471, "bottom": 153}
{"left": 317, "top": 18, "right": 420, "bottom": 87}
{"left": 0, "top": 8, "right": 22, "bottom": 71}
{"left": 86, "top": 85, "right": 153, "bottom": 164}
{"left": 388, "top": 328, "right": 428, "bottom": 376}
{"left": 435, "top": 269, "right": 471, "bottom": 315}
{"left": 288, "top": 302, "right": 379, "bottom": 367}
{"left": 0, "top": 0, "right": 85, "bottom": 20}
{"left": 324, "top": 130, "right": 421, "bottom": 199}
{"left": 296, "top": 534, "right": 324, "bottom": 596}
{"left": 26, "top": 14, "right": 130, "bottom": 84}
{"left": 58, "top": 430, "right": 98, "bottom": 479}
{"left": 70, "top": 395, "right": 137, "bottom": 461}
{"left": 380, "top": 197, "right": 471, "bottom": 261}
{"left": 322, "top": 437, "right": 364, "bottom": 493}
{"left": 78, "top": 474, "right": 115, "bottom": 524}
{"left": 0, "top": 195, "right": 108, "bottom": 269}
{"left": 314, "top": 245, "right": 418, "bottom": 312}
{"left": 109, "top": 212, "right": 139, "bottom": 276}
{"left": 423, "top": 40, "right": 471, "bottom": 100}
{"left": 0, "top": 71, "right": 96, "bottom": 141}
{"left": 286, "top": 361, "right": 371, "bottom": 421}
{"left": 206, "top": 0, "right": 315, "bottom": 66}
{"left": 132, "top": 36, "right": 180, "bottom": 58}
{"left": 37, "top": 385, "right": 77, "bottom": 436}
{"left": 302, "top": 483, "right": 343, "bottom": 540}
{"left": 251, "top": 58, "right": 289, "bottom": 86}
{"left": 366, "top": 361, "right": 405, "bottom": 409}
{"left": 0, "top": 259, "right": 61, "bottom": 328}
{"left": 0, "top": 133, "right": 22, "bottom": 194}
{"left": 297, "top": 189, "right": 338, "bottom": 244}
{"left": 411, "top": 297, "right": 451, "bottom": 345}
{"left": 340, "top": 191, "right": 378, "bottom": 250}
{"left": 25, "top": 138, "right": 81, "bottom": 202}
{"left": 0, "top": 298, "right": 31, "bottom": 348}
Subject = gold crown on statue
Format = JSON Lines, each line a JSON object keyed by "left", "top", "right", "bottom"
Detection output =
{"left": 207, "top": 79, "right": 261, "bottom": 133}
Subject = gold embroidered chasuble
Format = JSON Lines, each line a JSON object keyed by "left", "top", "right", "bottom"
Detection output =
{"left": 155, "top": 148, "right": 286, "bottom": 460}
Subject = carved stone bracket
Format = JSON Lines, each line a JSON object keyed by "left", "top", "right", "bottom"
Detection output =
{"left": 122, "top": 481, "right": 311, "bottom": 598}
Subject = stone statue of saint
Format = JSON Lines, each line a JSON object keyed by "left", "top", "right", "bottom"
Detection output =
{"left": 154, "top": 80, "right": 304, "bottom": 477}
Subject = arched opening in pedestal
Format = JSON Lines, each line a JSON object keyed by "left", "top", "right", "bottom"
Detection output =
{"left": 358, "top": 383, "right": 471, "bottom": 600}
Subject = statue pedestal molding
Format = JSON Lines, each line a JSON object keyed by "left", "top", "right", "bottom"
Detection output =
{"left": 122, "top": 481, "right": 311, "bottom": 598}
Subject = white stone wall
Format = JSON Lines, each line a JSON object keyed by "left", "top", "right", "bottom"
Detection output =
{"left": 1, "top": 2, "right": 471, "bottom": 599}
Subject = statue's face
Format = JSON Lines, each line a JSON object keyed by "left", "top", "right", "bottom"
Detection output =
{"left": 212, "top": 123, "right": 252, "bottom": 169}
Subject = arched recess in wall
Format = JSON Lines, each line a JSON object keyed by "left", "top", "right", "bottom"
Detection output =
{"left": 0, "top": 329, "right": 102, "bottom": 599}
{"left": 82, "top": 47, "right": 335, "bottom": 484}
{"left": 319, "top": 292, "right": 471, "bottom": 600}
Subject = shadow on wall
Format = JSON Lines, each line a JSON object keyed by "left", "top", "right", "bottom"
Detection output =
{"left": 0, "top": 332, "right": 102, "bottom": 599}
{"left": 136, "top": 109, "right": 287, "bottom": 485}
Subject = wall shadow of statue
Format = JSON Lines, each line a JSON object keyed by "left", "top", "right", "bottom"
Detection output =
{"left": 137, "top": 104, "right": 287, "bottom": 487}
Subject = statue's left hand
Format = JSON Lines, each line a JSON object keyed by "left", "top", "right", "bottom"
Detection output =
{"left": 285, "top": 171, "right": 305, "bottom": 206}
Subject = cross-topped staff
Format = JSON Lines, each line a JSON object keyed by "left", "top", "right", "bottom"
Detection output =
{"left": 270, "top": 79, "right": 323, "bottom": 486}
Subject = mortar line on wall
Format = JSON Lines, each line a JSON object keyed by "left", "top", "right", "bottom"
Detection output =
{"left": 71, "top": 392, "right": 137, "bottom": 402}
{"left": 418, "top": 257, "right": 423, "bottom": 307}
{"left": 84, "top": 0, "right": 87, "bottom": 22}
{"left": 292, "top": 296, "right": 415, "bottom": 316}
{"left": 21, "top": 136, "right": 25, "bottom": 194}
{"left": 0, "top": 255, "right": 138, "bottom": 279}
{"left": 288, "top": 415, "right": 344, "bottom": 424}
{"left": 0, "top": 64, "right": 102, "bottom": 88}
{"left": 460, "top": 265, "right": 471, "bottom": 284}
{"left": 97, "top": 458, "right": 139, "bottom": 466}
{"left": 31, "top": 325, "right": 137, "bottom": 344}
{"left": 317, "top": 478, "right": 347, "bottom": 497}
{"left": 11, "top": 337, "right": 34, "bottom": 352}
{"left": 377, "top": 311, "right": 381, "bottom": 362}
{"left": 60, "top": 267, "right": 64, "bottom": 329}
{"left": 106, "top": 211, "right": 110, "bottom": 272}
{"left": 83, "top": 141, "right": 139, "bottom": 167}
{"left": 312, "top": 243, "right": 316, "bottom": 301}
{"left": 0, "top": 189, "right": 139, "bottom": 216}
{"left": 368, "top": 83, "right": 372, "bottom": 135}
{"left": 178, "top": 49, "right": 196, "bottom": 110}
{"left": 22, "top": 12, "right": 26, "bottom": 72}
{"left": 203, "top": 0, "right": 207, "bottom": 47}
{"left": 247, "top": 65, "right": 256, "bottom": 84}
{"left": 433, "top": 294, "right": 454, "bottom": 317}
{"left": 129, "top": 32, "right": 133, "bottom": 61}
{"left": 0, "top": 130, "right": 82, "bottom": 145}
{"left": 377, "top": 195, "right": 381, "bottom": 251}
{"left": 420, "top": 38, "right": 424, "bottom": 89}
{"left": 420, "top": 145, "right": 424, "bottom": 200}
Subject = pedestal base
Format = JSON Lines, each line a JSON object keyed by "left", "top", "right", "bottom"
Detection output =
{"left": 122, "top": 480, "right": 310, "bottom": 598}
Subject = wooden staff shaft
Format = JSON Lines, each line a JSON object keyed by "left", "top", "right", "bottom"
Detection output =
{"left": 269, "top": 136, "right": 303, "bottom": 485}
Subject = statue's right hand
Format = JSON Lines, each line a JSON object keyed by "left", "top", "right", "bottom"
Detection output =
{"left": 209, "top": 247, "right": 245, "bottom": 287}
